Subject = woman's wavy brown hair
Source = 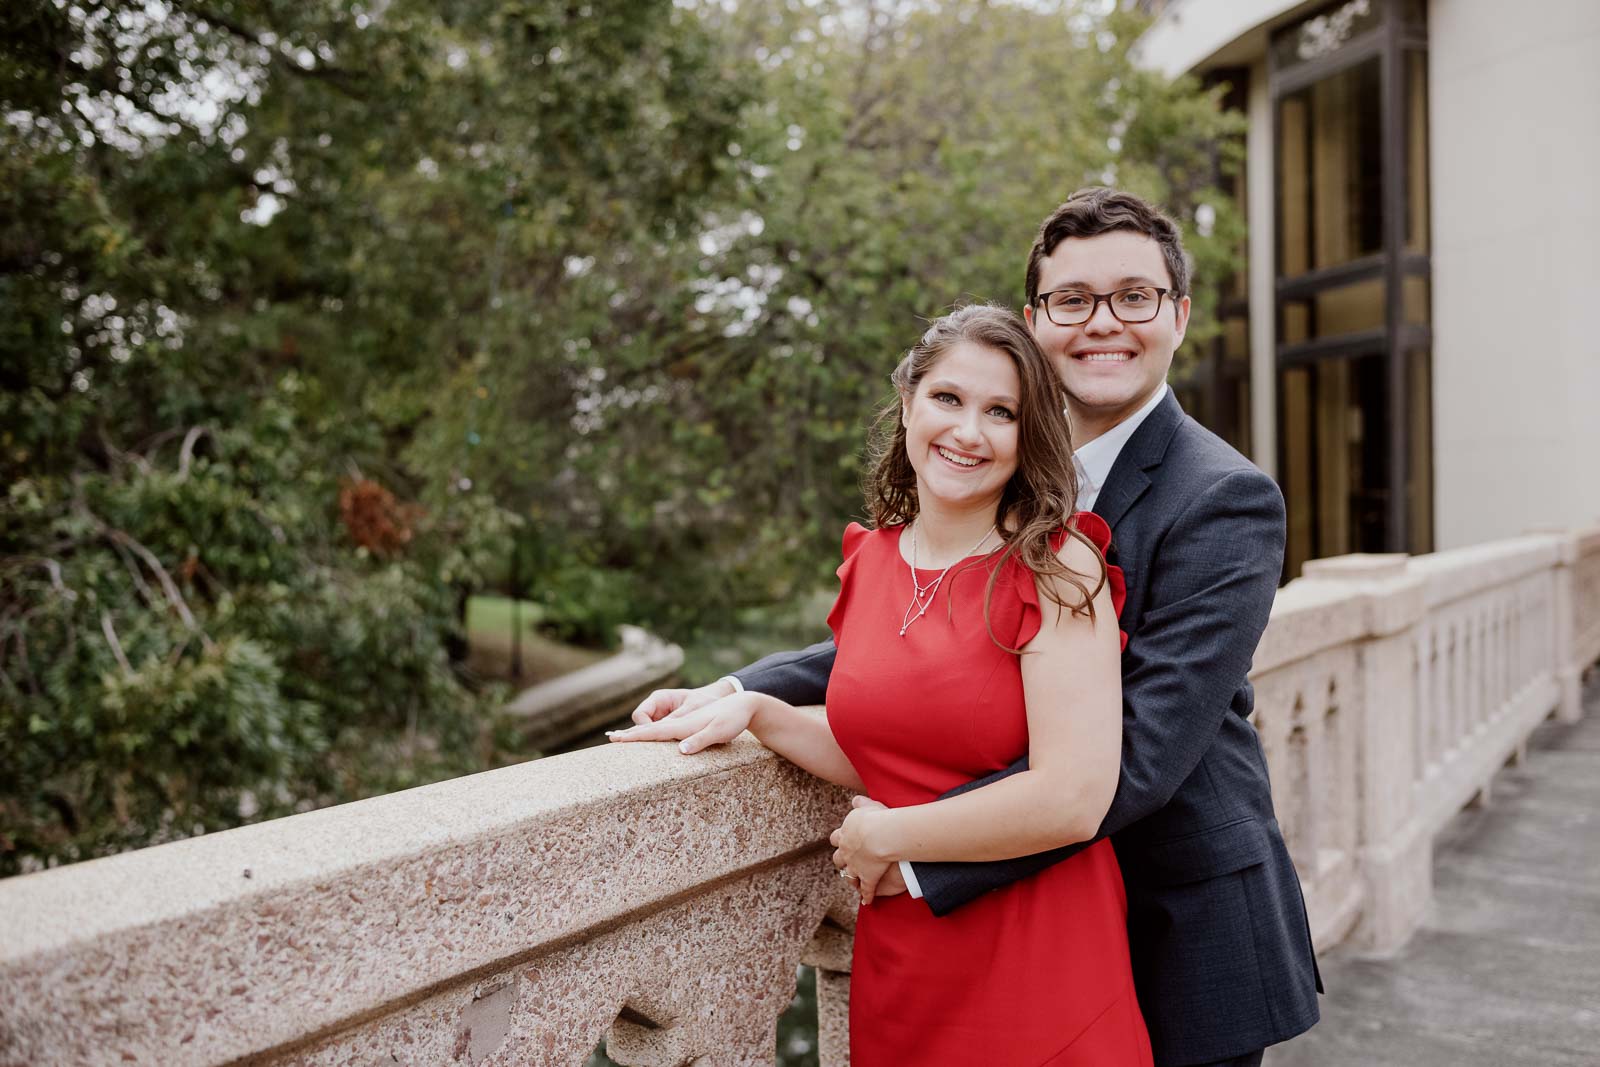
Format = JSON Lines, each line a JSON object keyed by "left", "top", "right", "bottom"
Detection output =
{"left": 863, "top": 304, "right": 1107, "bottom": 651}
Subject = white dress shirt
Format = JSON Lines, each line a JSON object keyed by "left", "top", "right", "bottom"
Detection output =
{"left": 897, "top": 384, "right": 1171, "bottom": 899}
{"left": 1069, "top": 383, "right": 1170, "bottom": 514}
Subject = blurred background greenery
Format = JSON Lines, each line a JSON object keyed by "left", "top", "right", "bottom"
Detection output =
{"left": 0, "top": 0, "right": 1241, "bottom": 883}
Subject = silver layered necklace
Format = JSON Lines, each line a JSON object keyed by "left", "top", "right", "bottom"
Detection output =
{"left": 899, "top": 518, "right": 997, "bottom": 637}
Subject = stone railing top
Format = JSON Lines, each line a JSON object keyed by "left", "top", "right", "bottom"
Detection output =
{"left": 1409, "top": 534, "right": 1563, "bottom": 608}
{"left": 1300, "top": 552, "right": 1410, "bottom": 581}
{"left": 1576, "top": 525, "right": 1600, "bottom": 557}
{"left": 1253, "top": 572, "right": 1373, "bottom": 676}
{"left": 1254, "top": 536, "right": 1584, "bottom": 675}
{"left": 0, "top": 728, "right": 849, "bottom": 1065}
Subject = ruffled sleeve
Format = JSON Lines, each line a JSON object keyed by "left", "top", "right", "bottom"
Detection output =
{"left": 825, "top": 522, "right": 874, "bottom": 644}
{"left": 1014, "top": 511, "right": 1128, "bottom": 651}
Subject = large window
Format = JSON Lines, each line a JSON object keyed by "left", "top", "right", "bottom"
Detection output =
{"left": 1271, "top": 0, "right": 1432, "bottom": 578}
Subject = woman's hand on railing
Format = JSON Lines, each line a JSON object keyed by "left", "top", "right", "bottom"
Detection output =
{"left": 607, "top": 691, "right": 766, "bottom": 754}
{"left": 620, "top": 688, "right": 871, "bottom": 793}
{"left": 628, "top": 678, "right": 739, "bottom": 726}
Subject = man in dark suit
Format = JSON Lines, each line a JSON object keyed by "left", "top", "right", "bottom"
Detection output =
{"left": 631, "top": 188, "right": 1321, "bottom": 1066}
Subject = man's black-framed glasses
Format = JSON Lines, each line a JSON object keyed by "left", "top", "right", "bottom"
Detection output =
{"left": 1035, "top": 286, "right": 1173, "bottom": 327}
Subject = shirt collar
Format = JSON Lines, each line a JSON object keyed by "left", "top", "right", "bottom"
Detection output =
{"left": 1071, "top": 384, "right": 1170, "bottom": 504}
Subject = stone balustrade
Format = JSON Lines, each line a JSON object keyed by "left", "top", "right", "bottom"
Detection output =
{"left": 0, "top": 725, "right": 859, "bottom": 1066}
{"left": 1564, "top": 527, "right": 1600, "bottom": 716}
{"left": 2, "top": 526, "right": 1597, "bottom": 1066}
{"left": 1252, "top": 528, "right": 1598, "bottom": 954}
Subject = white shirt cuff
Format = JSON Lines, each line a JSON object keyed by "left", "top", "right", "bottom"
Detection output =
{"left": 718, "top": 674, "right": 745, "bottom": 694}
{"left": 899, "top": 860, "right": 923, "bottom": 899}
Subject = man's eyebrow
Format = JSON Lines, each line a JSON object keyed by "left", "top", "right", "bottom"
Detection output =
{"left": 1043, "top": 276, "right": 1164, "bottom": 291}
{"left": 925, "top": 379, "right": 1018, "bottom": 406}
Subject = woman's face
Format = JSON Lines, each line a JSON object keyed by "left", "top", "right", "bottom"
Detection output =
{"left": 902, "top": 341, "right": 1021, "bottom": 514}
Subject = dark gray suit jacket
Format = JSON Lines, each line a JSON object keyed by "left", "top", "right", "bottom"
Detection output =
{"left": 735, "top": 391, "right": 1320, "bottom": 1066}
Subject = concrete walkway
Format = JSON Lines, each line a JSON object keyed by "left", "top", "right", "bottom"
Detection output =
{"left": 1267, "top": 674, "right": 1600, "bottom": 1067}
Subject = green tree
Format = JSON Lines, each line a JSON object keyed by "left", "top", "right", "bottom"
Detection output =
{"left": 511, "top": 0, "right": 1246, "bottom": 650}
{"left": 0, "top": 0, "right": 752, "bottom": 873}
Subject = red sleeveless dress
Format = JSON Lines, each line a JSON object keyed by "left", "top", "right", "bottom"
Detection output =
{"left": 825, "top": 514, "right": 1153, "bottom": 1066}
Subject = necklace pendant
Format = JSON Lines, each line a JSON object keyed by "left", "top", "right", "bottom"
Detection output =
{"left": 899, "top": 518, "right": 996, "bottom": 638}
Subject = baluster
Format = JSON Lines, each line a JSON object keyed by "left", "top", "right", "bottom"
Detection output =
{"left": 1464, "top": 609, "right": 1478, "bottom": 734}
{"left": 1490, "top": 597, "right": 1505, "bottom": 717}
{"left": 1448, "top": 619, "right": 1464, "bottom": 755}
{"left": 1474, "top": 605, "right": 1488, "bottom": 730}
{"left": 1284, "top": 691, "right": 1309, "bottom": 862}
{"left": 804, "top": 900, "right": 856, "bottom": 1067}
{"left": 1415, "top": 626, "right": 1433, "bottom": 780}
{"left": 1328, "top": 672, "right": 1354, "bottom": 867}
{"left": 1305, "top": 679, "right": 1327, "bottom": 869}
{"left": 1258, "top": 674, "right": 1292, "bottom": 813}
{"left": 1428, "top": 621, "right": 1444, "bottom": 771}
{"left": 1512, "top": 584, "right": 1526, "bottom": 692}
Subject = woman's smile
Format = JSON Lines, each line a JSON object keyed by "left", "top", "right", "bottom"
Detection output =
{"left": 934, "top": 444, "right": 987, "bottom": 469}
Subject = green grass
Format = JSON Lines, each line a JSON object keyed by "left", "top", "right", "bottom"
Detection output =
{"left": 465, "top": 588, "right": 837, "bottom": 689}
{"left": 465, "top": 596, "right": 604, "bottom": 685}
{"left": 465, "top": 594, "right": 547, "bottom": 644}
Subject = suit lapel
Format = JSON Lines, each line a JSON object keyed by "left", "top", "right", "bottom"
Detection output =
{"left": 1090, "top": 389, "right": 1185, "bottom": 532}
{"left": 1092, "top": 466, "right": 1151, "bottom": 533}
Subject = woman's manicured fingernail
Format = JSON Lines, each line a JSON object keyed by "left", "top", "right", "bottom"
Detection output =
{"left": 678, "top": 741, "right": 691, "bottom": 753}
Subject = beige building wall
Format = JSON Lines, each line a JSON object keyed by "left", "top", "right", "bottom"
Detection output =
{"left": 1427, "top": 0, "right": 1600, "bottom": 547}
{"left": 1145, "top": 0, "right": 1600, "bottom": 552}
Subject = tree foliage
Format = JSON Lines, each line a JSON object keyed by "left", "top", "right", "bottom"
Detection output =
{"left": 1, "top": 0, "right": 1243, "bottom": 874}
{"left": 0, "top": 0, "right": 751, "bottom": 873}
{"left": 518, "top": 0, "right": 1246, "bottom": 642}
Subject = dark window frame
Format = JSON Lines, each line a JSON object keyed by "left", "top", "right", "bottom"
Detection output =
{"left": 1269, "top": 0, "right": 1433, "bottom": 578}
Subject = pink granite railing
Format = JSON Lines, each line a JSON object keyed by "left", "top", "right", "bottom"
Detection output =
{"left": 2, "top": 526, "right": 1597, "bottom": 1064}
{"left": 0, "top": 729, "right": 859, "bottom": 1067}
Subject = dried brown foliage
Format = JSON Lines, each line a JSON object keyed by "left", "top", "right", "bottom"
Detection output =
{"left": 339, "top": 478, "right": 423, "bottom": 557}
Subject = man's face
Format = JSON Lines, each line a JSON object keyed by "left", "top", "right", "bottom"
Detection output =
{"left": 1024, "top": 230, "right": 1190, "bottom": 441}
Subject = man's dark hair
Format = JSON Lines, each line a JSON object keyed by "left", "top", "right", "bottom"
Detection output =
{"left": 1023, "top": 187, "right": 1191, "bottom": 306}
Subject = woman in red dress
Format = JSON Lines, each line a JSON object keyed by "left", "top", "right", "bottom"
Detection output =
{"left": 611, "top": 305, "right": 1153, "bottom": 1065}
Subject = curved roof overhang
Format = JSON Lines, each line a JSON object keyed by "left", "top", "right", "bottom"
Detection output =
{"left": 1134, "top": 0, "right": 1336, "bottom": 76}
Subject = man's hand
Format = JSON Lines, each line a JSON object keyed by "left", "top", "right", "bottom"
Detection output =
{"left": 629, "top": 678, "right": 736, "bottom": 726}
{"left": 875, "top": 858, "right": 908, "bottom": 899}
